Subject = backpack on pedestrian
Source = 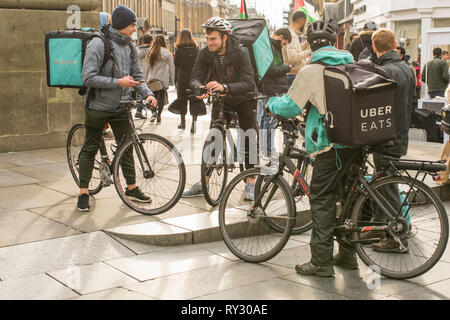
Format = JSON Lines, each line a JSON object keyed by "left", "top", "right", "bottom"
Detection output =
{"left": 44, "top": 25, "right": 117, "bottom": 95}
{"left": 322, "top": 60, "right": 399, "bottom": 147}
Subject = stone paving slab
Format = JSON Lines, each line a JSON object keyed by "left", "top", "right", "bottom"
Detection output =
{"left": 123, "top": 261, "right": 295, "bottom": 300}
{"left": 68, "top": 287, "right": 156, "bottom": 300}
{"left": 29, "top": 197, "right": 160, "bottom": 233}
{"left": 108, "top": 234, "right": 167, "bottom": 255}
{"left": 282, "top": 270, "right": 389, "bottom": 300}
{"left": 193, "top": 277, "right": 349, "bottom": 300}
{"left": 0, "top": 273, "right": 78, "bottom": 300}
{"left": 7, "top": 162, "right": 73, "bottom": 182}
{"left": 0, "top": 168, "right": 41, "bottom": 187}
{"left": 0, "top": 209, "right": 80, "bottom": 247}
{"left": 0, "top": 184, "right": 76, "bottom": 212}
{"left": 0, "top": 158, "right": 19, "bottom": 169}
{"left": 48, "top": 262, "right": 139, "bottom": 295}
{"left": 0, "top": 151, "right": 56, "bottom": 167}
{"left": 389, "top": 277, "right": 450, "bottom": 300}
{"left": 105, "top": 244, "right": 231, "bottom": 282}
{"left": 105, "top": 220, "right": 193, "bottom": 246}
{"left": 0, "top": 231, "right": 135, "bottom": 281}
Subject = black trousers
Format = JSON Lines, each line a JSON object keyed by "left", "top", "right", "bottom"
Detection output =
{"left": 309, "top": 147, "right": 362, "bottom": 266}
{"left": 154, "top": 89, "right": 167, "bottom": 117}
{"left": 210, "top": 100, "right": 258, "bottom": 170}
{"left": 79, "top": 108, "right": 135, "bottom": 188}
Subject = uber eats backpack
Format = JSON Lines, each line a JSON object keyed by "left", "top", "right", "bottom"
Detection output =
{"left": 228, "top": 19, "right": 274, "bottom": 83}
{"left": 322, "top": 61, "right": 398, "bottom": 147}
{"left": 45, "top": 25, "right": 113, "bottom": 94}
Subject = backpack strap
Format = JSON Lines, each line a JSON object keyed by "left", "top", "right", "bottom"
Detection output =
{"left": 99, "top": 24, "right": 113, "bottom": 72}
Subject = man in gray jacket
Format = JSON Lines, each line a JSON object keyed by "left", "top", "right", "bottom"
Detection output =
{"left": 77, "top": 5, "right": 157, "bottom": 212}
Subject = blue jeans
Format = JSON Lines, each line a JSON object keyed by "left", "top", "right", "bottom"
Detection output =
{"left": 257, "top": 98, "right": 277, "bottom": 156}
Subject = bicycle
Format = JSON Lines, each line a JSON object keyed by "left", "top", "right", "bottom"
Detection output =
{"left": 188, "top": 88, "right": 263, "bottom": 207}
{"left": 219, "top": 116, "right": 449, "bottom": 279}
{"left": 66, "top": 100, "right": 186, "bottom": 215}
{"left": 256, "top": 117, "right": 313, "bottom": 235}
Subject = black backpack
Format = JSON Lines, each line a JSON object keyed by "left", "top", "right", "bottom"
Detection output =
{"left": 322, "top": 61, "right": 399, "bottom": 147}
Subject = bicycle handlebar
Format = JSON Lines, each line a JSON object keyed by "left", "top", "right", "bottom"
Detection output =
{"left": 186, "top": 89, "right": 267, "bottom": 101}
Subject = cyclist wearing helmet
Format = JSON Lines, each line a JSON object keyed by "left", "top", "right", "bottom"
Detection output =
{"left": 267, "top": 21, "right": 361, "bottom": 277}
{"left": 182, "top": 17, "right": 258, "bottom": 199}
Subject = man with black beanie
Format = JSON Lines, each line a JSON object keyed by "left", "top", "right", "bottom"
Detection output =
{"left": 77, "top": 5, "right": 157, "bottom": 212}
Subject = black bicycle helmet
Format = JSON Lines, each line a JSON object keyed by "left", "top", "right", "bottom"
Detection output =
{"left": 442, "top": 105, "right": 450, "bottom": 135}
{"left": 307, "top": 20, "right": 337, "bottom": 46}
{"left": 201, "top": 17, "right": 232, "bottom": 34}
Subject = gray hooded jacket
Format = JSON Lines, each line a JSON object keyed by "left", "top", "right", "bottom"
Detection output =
{"left": 82, "top": 26, "right": 152, "bottom": 112}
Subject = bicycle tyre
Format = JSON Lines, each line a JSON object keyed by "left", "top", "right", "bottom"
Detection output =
{"left": 112, "top": 133, "right": 186, "bottom": 215}
{"left": 219, "top": 168, "right": 295, "bottom": 263}
{"left": 351, "top": 176, "right": 449, "bottom": 279}
{"left": 254, "top": 154, "right": 313, "bottom": 235}
{"left": 66, "top": 123, "right": 103, "bottom": 195}
{"left": 201, "top": 130, "right": 228, "bottom": 206}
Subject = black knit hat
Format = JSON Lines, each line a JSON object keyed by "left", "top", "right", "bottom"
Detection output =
{"left": 111, "top": 5, "right": 136, "bottom": 30}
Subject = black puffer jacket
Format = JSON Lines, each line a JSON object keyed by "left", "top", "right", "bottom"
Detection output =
{"left": 190, "top": 35, "right": 256, "bottom": 107}
{"left": 259, "top": 39, "right": 290, "bottom": 97}
{"left": 375, "top": 51, "right": 416, "bottom": 157}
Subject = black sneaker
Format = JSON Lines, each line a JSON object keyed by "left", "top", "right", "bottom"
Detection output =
{"left": 77, "top": 193, "right": 91, "bottom": 212}
{"left": 125, "top": 187, "right": 152, "bottom": 203}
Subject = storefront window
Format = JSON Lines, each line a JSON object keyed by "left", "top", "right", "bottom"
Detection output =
{"left": 395, "top": 20, "right": 421, "bottom": 63}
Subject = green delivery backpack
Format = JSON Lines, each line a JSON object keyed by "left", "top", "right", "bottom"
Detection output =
{"left": 45, "top": 26, "right": 113, "bottom": 94}
{"left": 228, "top": 18, "right": 274, "bottom": 82}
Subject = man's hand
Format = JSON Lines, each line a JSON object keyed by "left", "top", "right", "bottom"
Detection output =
{"left": 206, "top": 81, "right": 224, "bottom": 93}
{"left": 145, "top": 95, "right": 158, "bottom": 108}
{"left": 195, "top": 86, "right": 209, "bottom": 100}
{"left": 118, "top": 76, "right": 140, "bottom": 88}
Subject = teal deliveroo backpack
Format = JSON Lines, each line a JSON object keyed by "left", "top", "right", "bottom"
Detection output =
{"left": 228, "top": 18, "right": 274, "bottom": 84}
{"left": 45, "top": 25, "right": 114, "bottom": 95}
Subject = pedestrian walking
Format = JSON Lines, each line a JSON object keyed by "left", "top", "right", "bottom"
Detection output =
{"left": 421, "top": 47, "right": 450, "bottom": 98}
{"left": 145, "top": 35, "right": 175, "bottom": 124}
{"left": 169, "top": 29, "right": 206, "bottom": 132}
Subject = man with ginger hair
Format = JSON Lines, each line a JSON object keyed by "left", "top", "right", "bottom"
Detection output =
{"left": 363, "top": 29, "right": 416, "bottom": 252}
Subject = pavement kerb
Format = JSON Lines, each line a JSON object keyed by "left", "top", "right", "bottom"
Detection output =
{"left": 105, "top": 182, "right": 450, "bottom": 247}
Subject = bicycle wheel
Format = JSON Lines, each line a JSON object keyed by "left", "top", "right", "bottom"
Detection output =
{"left": 201, "top": 130, "right": 228, "bottom": 206}
{"left": 351, "top": 176, "right": 449, "bottom": 279}
{"left": 66, "top": 123, "right": 103, "bottom": 195}
{"left": 219, "top": 168, "right": 295, "bottom": 262}
{"left": 254, "top": 153, "right": 313, "bottom": 235}
{"left": 112, "top": 133, "right": 186, "bottom": 215}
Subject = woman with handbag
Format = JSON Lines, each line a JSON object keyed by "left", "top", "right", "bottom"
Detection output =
{"left": 145, "top": 35, "right": 175, "bottom": 124}
{"left": 169, "top": 30, "right": 206, "bottom": 132}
